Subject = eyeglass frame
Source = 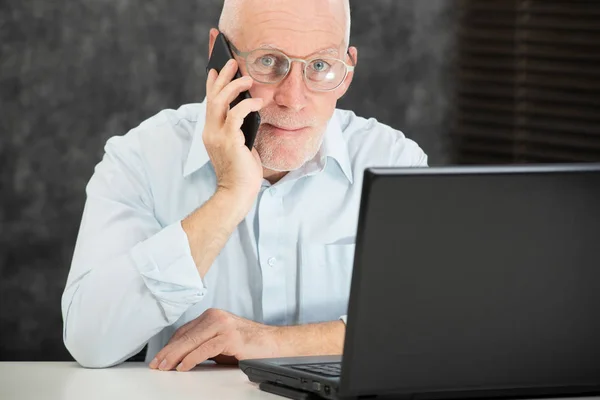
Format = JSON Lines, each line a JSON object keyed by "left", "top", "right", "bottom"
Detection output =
{"left": 222, "top": 34, "right": 356, "bottom": 93}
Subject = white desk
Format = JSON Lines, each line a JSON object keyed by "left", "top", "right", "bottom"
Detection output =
{"left": 0, "top": 362, "right": 280, "bottom": 400}
{"left": 2, "top": 362, "right": 600, "bottom": 400}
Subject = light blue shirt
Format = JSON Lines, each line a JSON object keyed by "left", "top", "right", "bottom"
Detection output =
{"left": 62, "top": 100, "right": 428, "bottom": 368}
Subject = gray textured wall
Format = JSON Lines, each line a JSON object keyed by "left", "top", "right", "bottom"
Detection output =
{"left": 0, "top": 0, "right": 457, "bottom": 360}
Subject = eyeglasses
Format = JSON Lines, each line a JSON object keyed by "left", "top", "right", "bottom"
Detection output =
{"left": 224, "top": 35, "right": 355, "bottom": 92}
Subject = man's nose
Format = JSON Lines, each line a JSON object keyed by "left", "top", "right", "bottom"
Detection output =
{"left": 273, "top": 62, "right": 308, "bottom": 112}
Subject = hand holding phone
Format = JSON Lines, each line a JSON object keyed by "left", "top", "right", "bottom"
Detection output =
{"left": 202, "top": 34, "right": 265, "bottom": 213}
{"left": 206, "top": 33, "right": 261, "bottom": 150}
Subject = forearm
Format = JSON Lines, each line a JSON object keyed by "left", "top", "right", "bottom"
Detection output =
{"left": 182, "top": 188, "right": 249, "bottom": 278}
{"left": 273, "top": 321, "right": 346, "bottom": 357}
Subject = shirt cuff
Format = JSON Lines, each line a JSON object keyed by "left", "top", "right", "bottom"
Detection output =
{"left": 340, "top": 315, "right": 348, "bottom": 325}
{"left": 130, "top": 221, "right": 206, "bottom": 322}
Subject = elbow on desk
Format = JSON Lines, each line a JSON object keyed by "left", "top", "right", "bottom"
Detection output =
{"left": 62, "top": 276, "right": 142, "bottom": 368}
{"left": 63, "top": 311, "right": 135, "bottom": 369}
{"left": 64, "top": 332, "right": 129, "bottom": 369}
{"left": 62, "top": 297, "right": 124, "bottom": 368}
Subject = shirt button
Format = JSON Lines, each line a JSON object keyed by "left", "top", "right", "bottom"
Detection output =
{"left": 270, "top": 187, "right": 277, "bottom": 196}
{"left": 268, "top": 257, "right": 277, "bottom": 267}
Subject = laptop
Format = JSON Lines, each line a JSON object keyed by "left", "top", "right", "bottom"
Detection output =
{"left": 240, "top": 164, "right": 600, "bottom": 400}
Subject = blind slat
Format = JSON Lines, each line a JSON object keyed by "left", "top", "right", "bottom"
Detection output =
{"left": 453, "top": 0, "right": 600, "bottom": 164}
{"left": 457, "top": 98, "right": 600, "bottom": 122}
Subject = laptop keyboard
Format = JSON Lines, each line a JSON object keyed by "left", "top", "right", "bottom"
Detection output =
{"left": 290, "top": 362, "right": 342, "bottom": 377}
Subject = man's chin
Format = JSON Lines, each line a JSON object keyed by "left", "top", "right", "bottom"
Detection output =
{"left": 257, "top": 143, "right": 313, "bottom": 173}
{"left": 260, "top": 157, "right": 306, "bottom": 173}
{"left": 254, "top": 126, "right": 324, "bottom": 173}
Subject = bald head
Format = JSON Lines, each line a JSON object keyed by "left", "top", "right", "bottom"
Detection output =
{"left": 218, "top": 0, "right": 351, "bottom": 50}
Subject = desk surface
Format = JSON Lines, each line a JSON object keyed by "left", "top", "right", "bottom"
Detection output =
{"left": 2, "top": 362, "right": 600, "bottom": 400}
{"left": 0, "top": 362, "right": 279, "bottom": 400}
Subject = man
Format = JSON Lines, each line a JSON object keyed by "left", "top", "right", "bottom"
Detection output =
{"left": 62, "top": 0, "right": 427, "bottom": 371}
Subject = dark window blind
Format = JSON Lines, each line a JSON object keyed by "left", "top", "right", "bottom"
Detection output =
{"left": 452, "top": 0, "right": 600, "bottom": 164}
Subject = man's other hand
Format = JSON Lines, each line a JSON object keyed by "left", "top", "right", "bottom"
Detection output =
{"left": 149, "top": 309, "right": 279, "bottom": 372}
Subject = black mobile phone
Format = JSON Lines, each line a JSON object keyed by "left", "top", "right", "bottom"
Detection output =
{"left": 206, "top": 33, "right": 261, "bottom": 150}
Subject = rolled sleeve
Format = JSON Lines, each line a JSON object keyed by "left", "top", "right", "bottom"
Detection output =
{"left": 131, "top": 221, "right": 206, "bottom": 319}
{"left": 131, "top": 221, "right": 206, "bottom": 310}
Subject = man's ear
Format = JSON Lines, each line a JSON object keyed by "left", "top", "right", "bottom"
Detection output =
{"left": 208, "top": 28, "right": 220, "bottom": 58}
{"left": 334, "top": 46, "right": 358, "bottom": 99}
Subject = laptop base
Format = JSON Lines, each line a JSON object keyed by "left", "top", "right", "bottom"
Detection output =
{"left": 259, "top": 382, "right": 321, "bottom": 400}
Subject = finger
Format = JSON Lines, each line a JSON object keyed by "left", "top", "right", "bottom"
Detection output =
{"left": 153, "top": 327, "right": 220, "bottom": 371}
{"left": 210, "top": 59, "right": 240, "bottom": 98}
{"left": 168, "top": 324, "right": 196, "bottom": 345}
{"left": 168, "top": 312, "right": 210, "bottom": 345}
{"left": 213, "top": 75, "right": 253, "bottom": 111}
{"left": 208, "top": 76, "right": 255, "bottom": 123}
{"left": 206, "top": 68, "right": 218, "bottom": 99}
{"left": 224, "top": 98, "right": 264, "bottom": 136}
{"left": 176, "top": 336, "right": 227, "bottom": 372}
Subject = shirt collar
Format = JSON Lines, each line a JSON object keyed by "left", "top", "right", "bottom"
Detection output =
{"left": 316, "top": 112, "right": 354, "bottom": 183}
{"left": 183, "top": 101, "right": 210, "bottom": 177}
{"left": 183, "top": 100, "right": 353, "bottom": 184}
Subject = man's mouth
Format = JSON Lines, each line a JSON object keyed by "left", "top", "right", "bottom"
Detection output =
{"left": 264, "top": 123, "right": 309, "bottom": 133}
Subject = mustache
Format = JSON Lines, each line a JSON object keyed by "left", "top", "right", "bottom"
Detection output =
{"left": 258, "top": 108, "right": 318, "bottom": 129}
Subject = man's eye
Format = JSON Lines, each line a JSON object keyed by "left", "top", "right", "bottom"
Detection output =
{"left": 259, "top": 56, "right": 276, "bottom": 67}
{"left": 311, "top": 60, "right": 330, "bottom": 72}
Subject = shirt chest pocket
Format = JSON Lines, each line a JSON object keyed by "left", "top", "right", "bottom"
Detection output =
{"left": 298, "top": 243, "right": 356, "bottom": 324}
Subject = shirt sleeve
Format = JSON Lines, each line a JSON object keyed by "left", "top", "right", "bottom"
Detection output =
{"left": 61, "top": 133, "right": 206, "bottom": 368}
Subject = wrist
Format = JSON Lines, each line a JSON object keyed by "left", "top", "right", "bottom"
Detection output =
{"left": 267, "top": 322, "right": 346, "bottom": 358}
{"left": 265, "top": 325, "right": 286, "bottom": 357}
{"left": 212, "top": 186, "right": 255, "bottom": 223}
